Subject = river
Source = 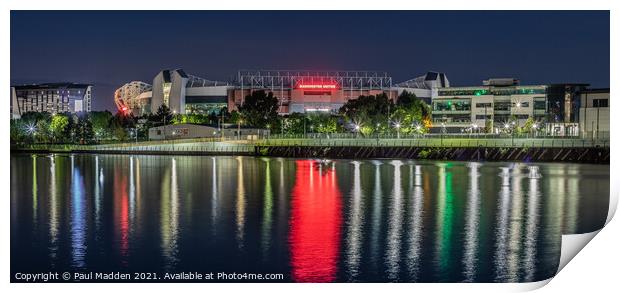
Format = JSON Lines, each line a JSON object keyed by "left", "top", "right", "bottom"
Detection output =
{"left": 10, "top": 154, "right": 609, "bottom": 282}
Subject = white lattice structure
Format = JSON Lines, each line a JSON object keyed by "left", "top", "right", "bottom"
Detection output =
{"left": 237, "top": 70, "right": 393, "bottom": 90}
{"left": 114, "top": 81, "right": 153, "bottom": 115}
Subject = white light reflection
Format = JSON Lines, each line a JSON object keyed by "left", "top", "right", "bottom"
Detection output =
{"left": 385, "top": 160, "right": 403, "bottom": 281}
{"left": 494, "top": 166, "right": 512, "bottom": 281}
{"left": 523, "top": 165, "right": 541, "bottom": 281}
{"left": 369, "top": 161, "right": 383, "bottom": 271}
{"left": 407, "top": 164, "right": 424, "bottom": 280}
{"left": 48, "top": 155, "right": 59, "bottom": 262}
{"left": 345, "top": 161, "right": 363, "bottom": 280}
{"left": 462, "top": 162, "right": 481, "bottom": 282}
{"left": 506, "top": 165, "right": 525, "bottom": 282}
{"left": 161, "top": 158, "right": 179, "bottom": 270}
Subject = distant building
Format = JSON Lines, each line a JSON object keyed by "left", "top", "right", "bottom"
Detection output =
{"left": 11, "top": 83, "right": 92, "bottom": 118}
{"left": 431, "top": 78, "right": 589, "bottom": 135}
{"left": 148, "top": 123, "right": 269, "bottom": 140}
{"left": 114, "top": 81, "right": 152, "bottom": 116}
{"left": 579, "top": 88, "right": 610, "bottom": 139}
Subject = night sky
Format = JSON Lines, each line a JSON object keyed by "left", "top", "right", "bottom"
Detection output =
{"left": 11, "top": 11, "right": 610, "bottom": 112}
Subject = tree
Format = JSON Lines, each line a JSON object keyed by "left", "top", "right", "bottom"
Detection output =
{"left": 340, "top": 93, "right": 394, "bottom": 135}
{"left": 172, "top": 113, "right": 211, "bottom": 125}
{"left": 155, "top": 104, "right": 174, "bottom": 125}
{"left": 307, "top": 113, "right": 339, "bottom": 134}
{"left": 520, "top": 117, "right": 536, "bottom": 135}
{"left": 391, "top": 91, "right": 432, "bottom": 134}
{"left": 10, "top": 119, "right": 26, "bottom": 144}
{"left": 89, "top": 111, "right": 113, "bottom": 139}
{"left": 228, "top": 110, "right": 242, "bottom": 124}
{"left": 35, "top": 119, "right": 51, "bottom": 143}
{"left": 75, "top": 116, "right": 94, "bottom": 144}
{"left": 49, "top": 114, "right": 69, "bottom": 143}
{"left": 396, "top": 90, "right": 418, "bottom": 108}
{"left": 280, "top": 113, "right": 308, "bottom": 135}
{"left": 238, "top": 90, "right": 279, "bottom": 128}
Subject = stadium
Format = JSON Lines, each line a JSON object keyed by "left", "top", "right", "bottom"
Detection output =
{"left": 115, "top": 69, "right": 450, "bottom": 115}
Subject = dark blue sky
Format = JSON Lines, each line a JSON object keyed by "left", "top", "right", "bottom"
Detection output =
{"left": 11, "top": 11, "right": 610, "bottom": 111}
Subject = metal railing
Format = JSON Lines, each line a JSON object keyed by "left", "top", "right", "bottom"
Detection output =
{"left": 253, "top": 138, "right": 609, "bottom": 148}
{"left": 13, "top": 136, "right": 609, "bottom": 154}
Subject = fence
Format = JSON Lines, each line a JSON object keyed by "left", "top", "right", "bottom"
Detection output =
{"left": 14, "top": 136, "right": 609, "bottom": 154}
{"left": 253, "top": 138, "right": 609, "bottom": 148}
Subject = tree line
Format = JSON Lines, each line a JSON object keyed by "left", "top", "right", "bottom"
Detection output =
{"left": 10, "top": 89, "right": 432, "bottom": 145}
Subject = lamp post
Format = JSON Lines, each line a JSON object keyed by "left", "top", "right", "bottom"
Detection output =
{"left": 441, "top": 122, "right": 446, "bottom": 146}
{"left": 395, "top": 123, "right": 401, "bottom": 139}
{"left": 163, "top": 115, "right": 167, "bottom": 140}
{"left": 237, "top": 119, "right": 242, "bottom": 140}
{"left": 354, "top": 124, "right": 360, "bottom": 138}
{"left": 512, "top": 121, "right": 516, "bottom": 145}
{"left": 504, "top": 123, "right": 513, "bottom": 146}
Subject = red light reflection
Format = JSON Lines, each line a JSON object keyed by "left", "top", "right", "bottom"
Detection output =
{"left": 289, "top": 160, "right": 342, "bottom": 282}
{"left": 114, "top": 170, "right": 129, "bottom": 263}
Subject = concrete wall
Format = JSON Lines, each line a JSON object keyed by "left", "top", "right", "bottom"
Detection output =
{"left": 149, "top": 124, "right": 218, "bottom": 140}
{"left": 148, "top": 123, "right": 269, "bottom": 140}
{"left": 579, "top": 91, "right": 610, "bottom": 139}
{"left": 169, "top": 70, "right": 188, "bottom": 114}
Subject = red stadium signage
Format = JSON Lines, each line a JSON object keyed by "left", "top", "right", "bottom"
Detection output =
{"left": 297, "top": 83, "right": 338, "bottom": 89}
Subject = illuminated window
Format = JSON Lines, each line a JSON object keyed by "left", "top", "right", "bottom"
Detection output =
{"left": 162, "top": 83, "right": 172, "bottom": 106}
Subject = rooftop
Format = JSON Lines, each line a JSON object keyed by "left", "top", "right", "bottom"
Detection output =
{"left": 12, "top": 82, "right": 92, "bottom": 90}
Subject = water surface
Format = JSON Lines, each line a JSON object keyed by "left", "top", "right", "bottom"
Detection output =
{"left": 10, "top": 154, "right": 609, "bottom": 282}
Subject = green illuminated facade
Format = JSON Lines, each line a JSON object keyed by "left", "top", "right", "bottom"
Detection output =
{"left": 431, "top": 78, "right": 587, "bottom": 135}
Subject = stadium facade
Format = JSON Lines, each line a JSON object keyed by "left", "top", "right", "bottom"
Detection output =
{"left": 115, "top": 69, "right": 449, "bottom": 115}
{"left": 114, "top": 81, "right": 152, "bottom": 116}
{"left": 228, "top": 70, "right": 448, "bottom": 114}
{"left": 117, "top": 69, "right": 231, "bottom": 116}
{"left": 10, "top": 83, "right": 92, "bottom": 118}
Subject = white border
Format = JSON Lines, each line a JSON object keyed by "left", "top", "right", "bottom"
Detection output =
{"left": 2, "top": 1, "right": 617, "bottom": 292}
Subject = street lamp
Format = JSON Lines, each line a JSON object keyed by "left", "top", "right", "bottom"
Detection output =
{"left": 25, "top": 124, "right": 37, "bottom": 143}
{"left": 237, "top": 119, "right": 243, "bottom": 140}
{"left": 354, "top": 124, "right": 360, "bottom": 138}
{"left": 395, "top": 122, "right": 401, "bottom": 139}
{"left": 441, "top": 122, "right": 446, "bottom": 146}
